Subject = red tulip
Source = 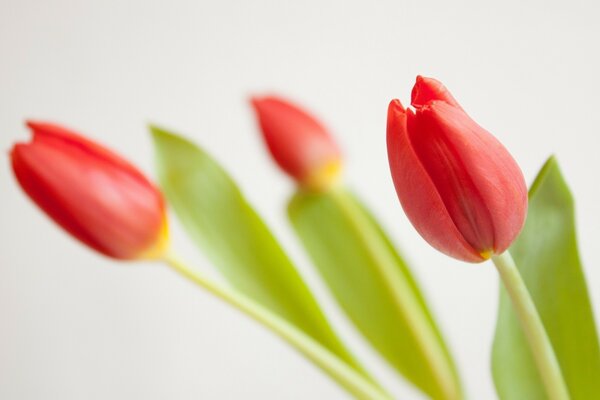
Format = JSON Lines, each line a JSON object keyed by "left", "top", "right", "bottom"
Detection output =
{"left": 11, "top": 121, "right": 169, "bottom": 260}
{"left": 251, "top": 96, "right": 342, "bottom": 190}
{"left": 387, "top": 76, "right": 527, "bottom": 262}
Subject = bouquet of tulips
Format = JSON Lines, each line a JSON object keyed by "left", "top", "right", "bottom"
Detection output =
{"left": 10, "top": 76, "right": 599, "bottom": 400}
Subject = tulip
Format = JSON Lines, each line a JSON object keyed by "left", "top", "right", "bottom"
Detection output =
{"left": 11, "top": 121, "right": 168, "bottom": 260}
{"left": 387, "top": 76, "right": 527, "bottom": 262}
{"left": 250, "top": 96, "right": 342, "bottom": 190}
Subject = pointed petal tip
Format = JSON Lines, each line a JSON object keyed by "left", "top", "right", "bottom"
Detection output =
{"left": 25, "top": 120, "right": 53, "bottom": 133}
{"left": 249, "top": 95, "right": 263, "bottom": 110}
{"left": 249, "top": 95, "right": 287, "bottom": 116}
{"left": 411, "top": 75, "right": 460, "bottom": 109}
{"left": 24, "top": 120, "right": 71, "bottom": 142}
{"left": 250, "top": 94, "right": 283, "bottom": 105}
{"left": 411, "top": 75, "right": 436, "bottom": 108}
{"left": 25, "top": 119, "right": 39, "bottom": 130}
{"left": 388, "top": 99, "right": 406, "bottom": 114}
{"left": 25, "top": 120, "right": 44, "bottom": 138}
{"left": 10, "top": 121, "right": 42, "bottom": 149}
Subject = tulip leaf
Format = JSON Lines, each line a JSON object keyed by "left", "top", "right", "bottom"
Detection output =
{"left": 288, "top": 188, "right": 462, "bottom": 400}
{"left": 492, "top": 156, "right": 600, "bottom": 399}
{"left": 150, "top": 126, "right": 372, "bottom": 381}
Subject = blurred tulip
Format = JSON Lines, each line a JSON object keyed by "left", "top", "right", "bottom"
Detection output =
{"left": 251, "top": 96, "right": 342, "bottom": 190}
{"left": 387, "top": 76, "right": 527, "bottom": 262}
{"left": 11, "top": 121, "right": 168, "bottom": 260}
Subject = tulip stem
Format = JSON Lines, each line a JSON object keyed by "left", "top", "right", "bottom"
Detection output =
{"left": 492, "top": 251, "right": 570, "bottom": 400}
{"left": 161, "top": 251, "right": 391, "bottom": 400}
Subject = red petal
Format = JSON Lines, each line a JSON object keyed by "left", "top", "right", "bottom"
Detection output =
{"left": 12, "top": 122, "right": 166, "bottom": 260}
{"left": 250, "top": 96, "right": 341, "bottom": 184}
{"left": 386, "top": 100, "right": 483, "bottom": 262}
{"left": 411, "top": 102, "right": 527, "bottom": 255}
{"left": 27, "top": 121, "right": 151, "bottom": 188}
{"left": 411, "top": 76, "right": 461, "bottom": 109}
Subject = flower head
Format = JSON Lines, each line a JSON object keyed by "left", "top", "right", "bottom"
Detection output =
{"left": 11, "top": 121, "right": 168, "bottom": 260}
{"left": 387, "top": 76, "right": 527, "bottom": 262}
{"left": 251, "top": 96, "right": 342, "bottom": 190}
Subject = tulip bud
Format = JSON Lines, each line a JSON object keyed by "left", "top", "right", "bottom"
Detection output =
{"left": 387, "top": 76, "right": 527, "bottom": 262}
{"left": 11, "top": 121, "right": 169, "bottom": 260}
{"left": 250, "top": 96, "right": 342, "bottom": 190}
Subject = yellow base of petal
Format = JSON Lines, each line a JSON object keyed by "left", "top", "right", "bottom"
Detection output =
{"left": 302, "top": 159, "right": 343, "bottom": 192}
{"left": 479, "top": 249, "right": 493, "bottom": 260}
{"left": 138, "top": 217, "right": 171, "bottom": 260}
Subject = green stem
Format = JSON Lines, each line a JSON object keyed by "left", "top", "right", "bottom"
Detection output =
{"left": 162, "top": 251, "right": 391, "bottom": 400}
{"left": 330, "top": 189, "right": 460, "bottom": 400}
{"left": 492, "top": 252, "right": 570, "bottom": 400}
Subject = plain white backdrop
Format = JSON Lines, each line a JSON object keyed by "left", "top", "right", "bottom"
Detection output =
{"left": 1, "top": 0, "right": 599, "bottom": 398}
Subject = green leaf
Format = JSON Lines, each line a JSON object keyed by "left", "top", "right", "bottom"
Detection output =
{"left": 289, "top": 187, "right": 462, "bottom": 400}
{"left": 492, "top": 156, "right": 600, "bottom": 399}
{"left": 150, "top": 126, "right": 371, "bottom": 381}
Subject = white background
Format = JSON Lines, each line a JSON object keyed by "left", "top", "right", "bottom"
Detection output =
{"left": 1, "top": 0, "right": 599, "bottom": 399}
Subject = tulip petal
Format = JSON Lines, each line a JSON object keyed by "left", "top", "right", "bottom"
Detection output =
{"left": 411, "top": 76, "right": 461, "bottom": 109}
{"left": 12, "top": 122, "right": 166, "bottom": 260}
{"left": 387, "top": 100, "right": 482, "bottom": 262}
{"left": 27, "top": 121, "right": 152, "bottom": 185}
{"left": 414, "top": 102, "right": 527, "bottom": 255}
{"left": 250, "top": 96, "right": 341, "bottom": 188}
{"left": 409, "top": 102, "right": 496, "bottom": 254}
{"left": 388, "top": 76, "right": 527, "bottom": 261}
{"left": 12, "top": 143, "right": 110, "bottom": 255}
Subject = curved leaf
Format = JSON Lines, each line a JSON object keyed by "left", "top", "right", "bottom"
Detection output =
{"left": 492, "top": 156, "right": 600, "bottom": 399}
{"left": 289, "top": 188, "right": 462, "bottom": 400}
{"left": 151, "top": 126, "right": 370, "bottom": 380}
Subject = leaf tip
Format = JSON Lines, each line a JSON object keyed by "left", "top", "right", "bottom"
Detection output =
{"left": 529, "top": 155, "right": 561, "bottom": 198}
{"left": 543, "top": 154, "right": 559, "bottom": 171}
{"left": 148, "top": 124, "right": 172, "bottom": 142}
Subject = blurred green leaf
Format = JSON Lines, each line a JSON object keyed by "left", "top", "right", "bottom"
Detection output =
{"left": 493, "top": 156, "right": 600, "bottom": 399}
{"left": 150, "top": 126, "right": 371, "bottom": 381}
{"left": 289, "top": 188, "right": 462, "bottom": 400}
